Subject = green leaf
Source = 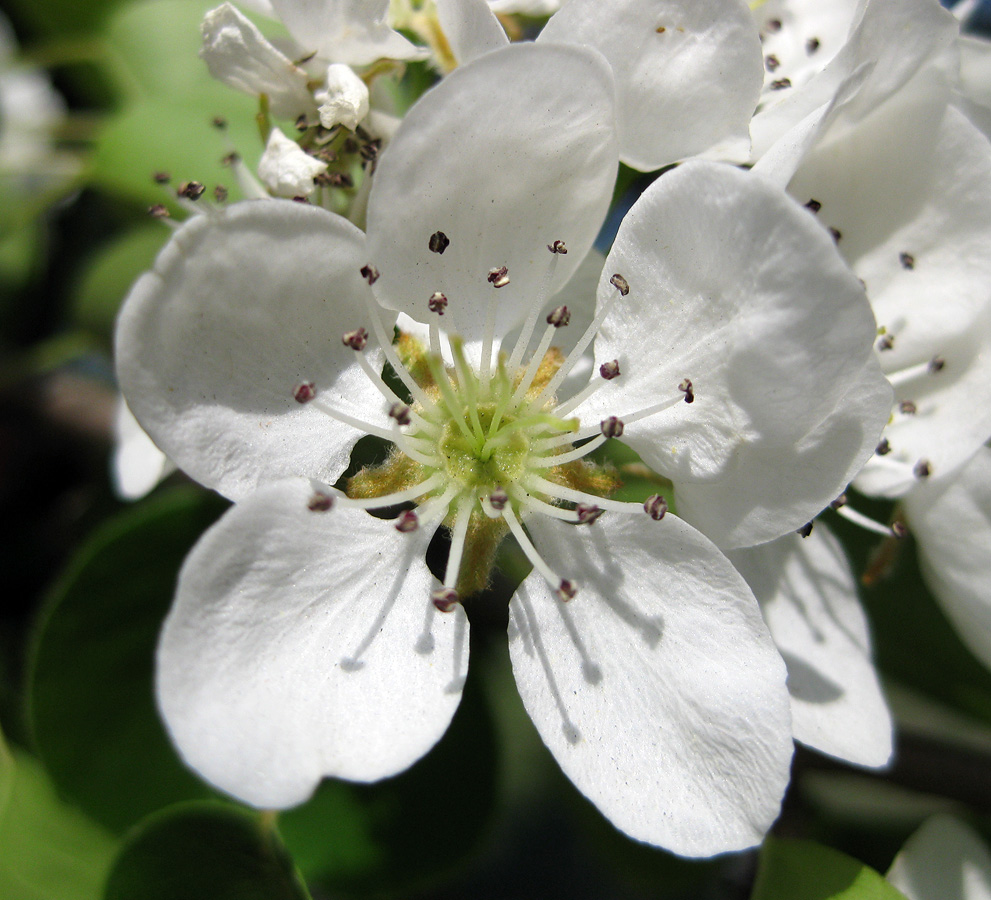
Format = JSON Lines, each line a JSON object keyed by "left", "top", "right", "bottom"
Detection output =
{"left": 70, "top": 225, "right": 168, "bottom": 344}
{"left": 0, "top": 749, "right": 117, "bottom": 900}
{"left": 278, "top": 670, "right": 497, "bottom": 895}
{"left": 0, "top": 724, "right": 14, "bottom": 819}
{"left": 91, "top": 0, "right": 262, "bottom": 208}
{"left": 753, "top": 837, "right": 909, "bottom": 900}
{"left": 103, "top": 802, "right": 310, "bottom": 900}
{"left": 28, "top": 487, "right": 227, "bottom": 834}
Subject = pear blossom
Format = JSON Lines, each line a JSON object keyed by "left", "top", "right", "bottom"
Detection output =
{"left": 117, "top": 41, "right": 894, "bottom": 855}
{"left": 887, "top": 814, "right": 991, "bottom": 900}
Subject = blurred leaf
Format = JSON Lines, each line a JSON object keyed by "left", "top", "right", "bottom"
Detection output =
{"left": 70, "top": 225, "right": 167, "bottom": 344}
{"left": 0, "top": 724, "right": 13, "bottom": 817}
{"left": 278, "top": 669, "right": 497, "bottom": 895}
{"left": 91, "top": 0, "right": 262, "bottom": 208}
{"left": 0, "top": 748, "right": 117, "bottom": 900}
{"left": 3, "top": 0, "right": 126, "bottom": 38}
{"left": 103, "top": 801, "right": 310, "bottom": 900}
{"left": 753, "top": 838, "right": 908, "bottom": 900}
{"left": 28, "top": 486, "right": 227, "bottom": 834}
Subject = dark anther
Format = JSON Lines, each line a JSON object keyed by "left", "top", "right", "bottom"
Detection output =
{"left": 291, "top": 195, "right": 310, "bottom": 204}
{"left": 679, "top": 378, "right": 695, "bottom": 403}
{"left": 547, "top": 306, "right": 571, "bottom": 327}
{"left": 221, "top": 151, "right": 240, "bottom": 167}
{"left": 828, "top": 226, "right": 842, "bottom": 243}
{"left": 770, "top": 78, "right": 792, "bottom": 90}
{"left": 875, "top": 438, "right": 892, "bottom": 456}
{"left": 929, "top": 356, "right": 946, "bottom": 373}
{"left": 487, "top": 266, "right": 510, "bottom": 288}
{"left": 389, "top": 403, "right": 412, "bottom": 426}
{"left": 148, "top": 204, "right": 170, "bottom": 219}
{"left": 428, "top": 231, "right": 450, "bottom": 254}
{"left": 644, "top": 494, "right": 668, "bottom": 520}
{"left": 656, "top": 25, "right": 666, "bottom": 33}
{"left": 609, "top": 273, "right": 630, "bottom": 295}
{"left": 765, "top": 54, "right": 781, "bottom": 72}
{"left": 308, "top": 491, "right": 334, "bottom": 512}
{"left": 212, "top": 116, "right": 228, "bottom": 130}
{"left": 766, "top": 18, "right": 782, "bottom": 32}
{"left": 876, "top": 334, "right": 895, "bottom": 351}
{"left": 359, "top": 139, "right": 381, "bottom": 162}
{"left": 891, "top": 521, "right": 909, "bottom": 539}
{"left": 600, "top": 416, "right": 624, "bottom": 438}
{"left": 360, "top": 264, "right": 380, "bottom": 285}
{"left": 342, "top": 328, "right": 369, "bottom": 351}
{"left": 575, "top": 504, "right": 604, "bottom": 525}
{"left": 806, "top": 36, "right": 821, "bottom": 54}
{"left": 488, "top": 487, "right": 509, "bottom": 511}
{"left": 322, "top": 171, "right": 354, "bottom": 188}
{"left": 900, "top": 251, "right": 915, "bottom": 270}
{"left": 830, "top": 493, "right": 848, "bottom": 510}
{"left": 152, "top": 171, "right": 171, "bottom": 184}
{"left": 177, "top": 181, "right": 206, "bottom": 200}
{"left": 213, "top": 185, "right": 228, "bottom": 202}
{"left": 599, "top": 360, "right": 621, "bottom": 380}
{"left": 557, "top": 580, "right": 578, "bottom": 602}
{"left": 804, "top": 198, "right": 822, "bottom": 213}
{"left": 431, "top": 587, "right": 459, "bottom": 612}
{"left": 547, "top": 240, "right": 568, "bottom": 254}
{"left": 395, "top": 510, "right": 419, "bottom": 533}
{"left": 899, "top": 400, "right": 917, "bottom": 415}
{"left": 914, "top": 459, "right": 932, "bottom": 479}
{"left": 293, "top": 381, "right": 317, "bottom": 403}
{"left": 295, "top": 114, "right": 310, "bottom": 132}
{"left": 428, "top": 291, "right": 448, "bottom": 315}
{"left": 797, "top": 521, "right": 814, "bottom": 538}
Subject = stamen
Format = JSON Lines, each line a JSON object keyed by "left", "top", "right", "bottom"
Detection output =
{"left": 388, "top": 402, "right": 411, "bottom": 425}
{"left": 524, "top": 474, "right": 646, "bottom": 515}
{"left": 431, "top": 587, "right": 459, "bottom": 612}
{"left": 360, "top": 264, "right": 380, "bottom": 285}
{"left": 507, "top": 319, "right": 561, "bottom": 409}
{"left": 547, "top": 240, "right": 568, "bottom": 254}
{"left": 506, "top": 243, "right": 566, "bottom": 372}
{"left": 424, "top": 351, "right": 477, "bottom": 445}
{"left": 450, "top": 338, "right": 485, "bottom": 438}
{"left": 351, "top": 349, "right": 439, "bottom": 431}
{"left": 342, "top": 328, "right": 368, "bottom": 351}
{"left": 308, "top": 491, "right": 334, "bottom": 511}
{"left": 643, "top": 494, "right": 668, "bottom": 520}
{"left": 833, "top": 502, "right": 903, "bottom": 538}
{"left": 678, "top": 378, "right": 695, "bottom": 403}
{"left": 599, "top": 360, "right": 620, "bottom": 380}
{"left": 557, "top": 580, "right": 578, "bottom": 601}
{"left": 339, "top": 472, "right": 445, "bottom": 510}
{"left": 503, "top": 505, "right": 571, "bottom": 594}
{"left": 487, "top": 266, "right": 510, "bottom": 289}
{"left": 428, "top": 291, "right": 448, "bottom": 315}
{"left": 416, "top": 483, "right": 460, "bottom": 529}
{"left": 575, "top": 504, "right": 604, "bottom": 524}
{"left": 914, "top": 459, "right": 932, "bottom": 479}
{"left": 530, "top": 434, "right": 605, "bottom": 467}
{"left": 293, "top": 381, "right": 317, "bottom": 403}
{"left": 312, "top": 399, "right": 436, "bottom": 464}
{"left": 442, "top": 497, "right": 475, "bottom": 589}
{"left": 428, "top": 231, "right": 450, "bottom": 254}
{"left": 395, "top": 510, "right": 419, "bottom": 532}
{"left": 601, "top": 416, "right": 624, "bottom": 438}
{"left": 888, "top": 356, "right": 946, "bottom": 388}
{"left": 508, "top": 485, "right": 581, "bottom": 522}
{"left": 797, "top": 521, "right": 814, "bottom": 538}
{"left": 898, "top": 400, "right": 917, "bottom": 415}
{"left": 546, "top": 306, "right": 570, "bottom": 328}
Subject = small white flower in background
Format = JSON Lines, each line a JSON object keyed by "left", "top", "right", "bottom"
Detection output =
{"left": 728, "top": 524, "right": 893, "bottom": 769}
{"left": 117, "top": 31, "right": 892, "bottom": 855}
{"left": 904, "top": 447, "right": 991, "bottom": 673}
{"left": 887, "top": 814, "right": 991, "bottom": 900}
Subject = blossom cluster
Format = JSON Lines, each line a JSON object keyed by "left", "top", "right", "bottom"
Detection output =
{"left": 114, "top": 0, "right": 991, "bottom": 858}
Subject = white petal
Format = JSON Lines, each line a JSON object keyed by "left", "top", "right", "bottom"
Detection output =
{"left": 268, "top": 0, "right": 426, "bottom": 65}
{"left": 116, "top": 200, "right": 389, "bottom": 502}
{"left": 904, "top": 447, "right": 991, "bottom": 673}
{"left": 508, "top": 514, "right": 792, "bottom": 856}
{"left": 200, "top": 3, "right": 315, "bottom": 120}
{"left": 157, "top": 479, "right": 468, "bottom": 808}
{"left": 728, "top": 526, "right": 892, "bottom": 768}
{"left": 539, "top": 0, "right": 762, "bottom": 170}
{"left": 436, "top": 0, "right": 508, "bottom": 67}
{"left": 365, "top": 42, "right": 618, "bottom": 344}
{"left": 957, "top": 34, "right": 991, "bottom": 139}
{"left": 488, "top": 0, "right": 561, "bottom": 12}
{"left": 257, "top": 129, "right": 328, "bottom": 197}
{"left": 751, "top": 0, "right": 959, "bottom": 158}
{"left": 111, "top": 398, "right": 175, "bottom": 500}
{"left": 888, "top": 814, "right": 991, "bottom": 900}
{"left": 783, "top": 92, "right": 991, "bottom": 497}
{"left": 315, "top": 63, "right": 370, "bottom": 131}
{"left": 575, "top": 161, "right": 879, "bottom": 504}
{"left": 674, "top": 354, "right": 892, "bottom": 549}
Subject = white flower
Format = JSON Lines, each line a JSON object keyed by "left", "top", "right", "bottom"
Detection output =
{"left": 728, "top": 525, "right": 892, "bottom": 769}
{"left": 315, "top": 63, "right": 370, "bottom": 130}
{"left": 257, "top": 128, "right": 328, "bottom": 197}
{"left": 117, "top": 42, "right": 890, "bottom": 855}
{"left": 904, "top": 447, "right": 991, "bottom": 672}
{"left": 888, "top": 814, "right": 991, "bottom": 900}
